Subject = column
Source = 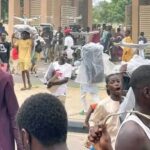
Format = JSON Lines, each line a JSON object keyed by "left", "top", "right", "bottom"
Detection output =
{"left": 53, "top": 0, "right": 61, "bottom": 29}
{"left": 87, "top": 0, "right": 92, "bottom": 29}
{"left": 8, "top": 0, "right": 21, "bottom": 37}
{"left": 40, "top": 0, "right": 48, "bottom": 23}
{"left": 132, "top": 0, "right": 139, "bottom": 43}
{"left": 24, "top": 0, "right": 30, "bottom": 17}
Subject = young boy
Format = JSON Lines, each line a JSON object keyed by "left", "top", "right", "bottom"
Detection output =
{"left": 44, "top": 54, "right": 72, "bottom": 104}
{"left": 85, "top": 73, "right": 122, "bottom": 148}
{"left": 12, "top": 31, "right": 33, "bottom": 90}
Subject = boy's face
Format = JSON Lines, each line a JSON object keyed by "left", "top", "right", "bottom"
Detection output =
{"left": 107, "top": 74, "right": 122, "bottom": 97}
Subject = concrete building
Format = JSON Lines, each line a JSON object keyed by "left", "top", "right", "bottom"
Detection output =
{"left": 132, "top": 0, "right": 150, "bottom": 43}
{"left": 8, "top": 0, "right": 92, "bottom": 36}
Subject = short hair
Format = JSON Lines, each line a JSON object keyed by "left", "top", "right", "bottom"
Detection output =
{"left": 105, "top": 74, "right": 114, "bottom": 95}
{"left": 16, "top": 93, "right": 68, "bottom": 147}
{"left": 117, "top": 28, "right": 121, "bottom": 32}
{"left": 130, "top": 65, "right": 150, "bottom": 89}
{"left": 140, "top": 32, "right": 144, "bottom": 36}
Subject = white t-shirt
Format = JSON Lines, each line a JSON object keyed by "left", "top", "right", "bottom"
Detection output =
{"left": 52, "top": 62, "right": 72, "bottom": 96}
{"left": 64, "top": 36, "right": 74, "bottom": 48}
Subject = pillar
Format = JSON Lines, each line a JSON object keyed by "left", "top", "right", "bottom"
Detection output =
{"left": 8, "top": 0, "right": 21, "bottom": 37}
{"left": 53, "top": 0, "right": 61, "bottom": 29}
{"left": 87, "top": 0, "right": 92, "bottom": 29}
{"left": 24, "top": 0, "right": 30, "bottom": 17}
{"left": 40, "top": 0, "right": 48, "bottom": 23}
{"left": 132, "top": 0, "right": 139, "bottom": 43}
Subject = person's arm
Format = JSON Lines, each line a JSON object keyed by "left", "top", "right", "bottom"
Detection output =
{"left": 48, "top": 77, "right": 69, "bottom": 87}
{"left": 11, "top": 33, "right": 19, "bottom": 48}
{"left": 4, "top": 75, "right": 23, "bottom": 150}
{"left": 48, "top": 65, "right": 72, "bottom": 87}
{"left": 7, "top": 42, "right": 11, "bottom": 62}
{"left": 115, "top": 121, "right": 148, "bottom": 150}
{"left": 84, "top": 104, "right": 97, "bottom": 128}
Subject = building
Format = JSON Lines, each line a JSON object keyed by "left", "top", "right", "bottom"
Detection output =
{"left": 132, "top": 0, "right": 150, "bottom": 43}
{"left": 8, "top": 0, "right": 92, "bottom": 36}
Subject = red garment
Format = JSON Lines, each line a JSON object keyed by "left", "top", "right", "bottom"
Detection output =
{"left": 90, "top": 103, "right": 98, "bottom": 111}
{"left": 92, "top": 33, "right": 100, "bottom": 43}
{"left": 11, "top": 48, "right": 18, "bottom": 60}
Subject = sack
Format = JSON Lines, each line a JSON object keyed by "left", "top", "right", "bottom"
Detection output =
{"left": 35, "top": 40, "right": 43, "bottom": 53}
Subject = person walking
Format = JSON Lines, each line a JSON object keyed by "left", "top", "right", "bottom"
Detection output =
{"left": 0, "top": 33, "right": 11, "bottom": 71}
{"left": 12, "top": 31, "right": 33, "bottom": 90}
{"left": 54, "top": 27, "right": 64, "bottom": 59}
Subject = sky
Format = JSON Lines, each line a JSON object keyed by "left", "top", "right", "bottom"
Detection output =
{"left": 93, "top": 0, "right": 111, "bottom": 5}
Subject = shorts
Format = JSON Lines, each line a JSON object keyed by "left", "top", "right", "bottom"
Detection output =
{"left": 19, "top": 62, "right": 31, "bottom": 71}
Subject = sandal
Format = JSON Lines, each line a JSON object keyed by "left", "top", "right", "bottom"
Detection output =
{"left": 20, "top": 87, "right": 27, "bottom": 91}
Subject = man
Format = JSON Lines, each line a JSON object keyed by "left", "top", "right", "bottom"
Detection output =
{"left": 12, "top": 31, "right": 33, "bottom": 90}
{"left": 0, "top": 33, "right": 11, "bottom": 71}
{"left": 0, "top": 22, "right": 8, "bottom": 36}
{"left": 41, "top": 27, "right": 53, "bottom": 63}
{"left": 64, "top": 30, "right": 74, "bottom": 61}
{"left": 44, "top": 54, "right": 72, "bottom": 104}
{"left": 76, "top": 43, "right": 104, "bottom": 114}
{"left": 54, "top": 27, "right": 64, "bottom": 59}
{"left": 16, "top": 93, "right": 68, "bottom": 150}
{"left": 0, "top": 68, "right": 23, "bottom": 150}
{"left": 138, "top": 32, "right": 147, "bottom": 58}
{"left": 88, "top": 65, "right": 150, "bottom": 150}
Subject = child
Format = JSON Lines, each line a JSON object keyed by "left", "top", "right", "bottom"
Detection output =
{"left": 12, "top": 31, "right": 33, "bottom": 90}
{"left": 44, "top": 54, "right": 72, "bottom": 105}
{"left": 85, "top": 73, "right": 123, "bottom": 149}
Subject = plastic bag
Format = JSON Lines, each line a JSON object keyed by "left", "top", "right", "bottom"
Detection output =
{"left": 77, "top": 43, "right": 104, "bottom": 84}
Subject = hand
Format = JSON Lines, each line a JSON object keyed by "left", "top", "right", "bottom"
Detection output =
{"left": 120, "top": 64, "right": 127, "bottom": 73}
{"left": 88, "top": 125, "right": 112, "bottom": 150}
{"left": 83, "top": 121, "right": 90, "bottom": 129}
{"left": 11, "top": 33, "right": 15, "bottom": 38}
{"left": 47, "top": 82, "right": 55, "bottom": 88}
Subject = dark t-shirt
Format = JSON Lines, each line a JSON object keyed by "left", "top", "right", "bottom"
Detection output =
{"left": 42, "top": 31, "right": 53, "bottom": 48}
{"left": 55, "top": 31, "right": 64, "bottom": 45}
{"left": 0, "top": 42, "right": 11, "bottom": 63}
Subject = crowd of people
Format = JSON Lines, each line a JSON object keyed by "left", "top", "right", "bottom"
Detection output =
{"left": 0, "top": 21, "right": 150, "bottom": 150}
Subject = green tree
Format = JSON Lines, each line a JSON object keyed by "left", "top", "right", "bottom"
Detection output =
{"left": 93, "top": 0, "right": 132, "bottom": 24}
{"left": 1, "top": 0, "right": 8, "bottom": 21}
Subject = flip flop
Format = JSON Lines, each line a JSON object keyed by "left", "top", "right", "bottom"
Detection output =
{"left": 27, "top": 84, "right": 32, "bottom": 90}
{"left": 20, "top": 87, "right": 27, "bottom": 91}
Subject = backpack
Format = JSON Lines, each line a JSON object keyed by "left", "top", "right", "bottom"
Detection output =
{"left": 35, "top": 40, "right": 43, "bottom": 53}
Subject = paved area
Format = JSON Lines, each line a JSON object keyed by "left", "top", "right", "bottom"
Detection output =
{"left": 13, "top": 61, "right": 107, "bottom": 150}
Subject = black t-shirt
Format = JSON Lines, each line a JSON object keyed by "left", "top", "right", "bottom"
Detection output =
{"left": 55, "top": 31, "right": 64, "bottom": 45}
{"left": 42, "top": 31, "right": 53, "bottom": 48}
{"left": 0, "top": 42, "right": 11, "bottom": 63}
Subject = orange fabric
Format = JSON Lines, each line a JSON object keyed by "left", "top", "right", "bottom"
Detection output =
{"left": 122, "top": 36, "right": 133, "bottom": 62}
{"left": 90, "top": 103, "right": 98, "bottom": 111}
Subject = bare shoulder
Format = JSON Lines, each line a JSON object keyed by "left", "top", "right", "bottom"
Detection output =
{"left": 115, "top": 121, "right": 150, "bottom": 150}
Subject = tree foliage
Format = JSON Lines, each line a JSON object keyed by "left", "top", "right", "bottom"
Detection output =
{"left": 93, "top": 0, "right": 132, "bottom": 24}
{"left": 1, "top": 0, "right": 8, "bottom": 21}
